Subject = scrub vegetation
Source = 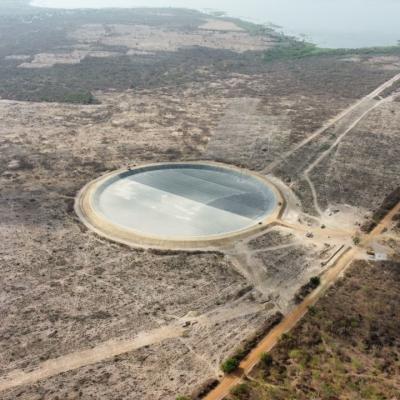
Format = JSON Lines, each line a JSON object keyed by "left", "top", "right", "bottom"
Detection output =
{"left": 227, "top": 260, "right": 400, "bottom": 400}
{"left": 362, "top": 188, "right": 400, "bottom": 232}
{"left": 221, "top": 312, "right": 284, "bottom": 375}
{"left": 0, "top": 2, "right": 205, "bottom": 103}
{"left": 264, "top": 39, "right": 400, "bottom": 62}
{"left": 294, "top": 276, "right": 321, "bottom": 304}
{"left": 1, "top": 1, "right": 400, "bottom": 400}
{"left": 2, "top": 2, "right": 400, "bottom": 105}
{"left": 221, "top": 357, "right": 240, "bottom": 374}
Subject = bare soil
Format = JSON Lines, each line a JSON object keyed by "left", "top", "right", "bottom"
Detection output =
{"left": 1, "top": 4, "right": 400, "bottom": 400}
{"left": 310, "top": 100, "right": 400, "bottom": 213}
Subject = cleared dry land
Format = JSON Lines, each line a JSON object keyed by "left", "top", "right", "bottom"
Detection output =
{"left": 1, "top": 2, "right": 400, "bottom": 399}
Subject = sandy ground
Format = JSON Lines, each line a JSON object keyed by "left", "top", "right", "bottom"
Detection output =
{"left": 199, "top": 19, "right": 245, "bottom": 32}
{"left": 2, "top": 69, "right": 400, "bottom": 398}
{"left": 18, "top": 51, "right": 120, "bottom": 69}
{"left": 69, "top": 23, "right": 272, "bottom": 54}
{"left": 1, "top": 12, "right": 400, "bottom": 399}
{"left": 309, "top": 97, "right": 400, "bottom": 212}
{"left": 0, "top": 76, "right": 356, "bottom": 398}
{"left": 7, "top": 17, "right": 270, "bottom": 69}
{"left": 0, "top": 85, "right": 329, "bottom": 399}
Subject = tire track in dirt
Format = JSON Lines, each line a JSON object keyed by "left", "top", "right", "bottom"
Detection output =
{"left": 263, "top": 72, "right": 400, "bottom": 174}
{"left": 0, "top": 301, "right": 269, "bottom": 393}
{"left": 304, "top": 95, "right": 394, "bottom": 216}
{"left": 0, "top": 325, "right": 184, "bottom": 393}
{"left": 204, "top": 201, "right": 400, "bottom": 400}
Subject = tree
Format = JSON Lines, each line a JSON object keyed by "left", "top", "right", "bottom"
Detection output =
{"left": 221, "top": 357, "right": 240, "bottom": 374}
{"left": 260, "top": 352, "right": 273, "bottom": 367}
{"left": 310, "top": 276, "right": 321, "bottom": 287}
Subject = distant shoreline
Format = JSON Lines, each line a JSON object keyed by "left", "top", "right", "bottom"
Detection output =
{"left": 29, "top": 0, "right": 263, "bottom": 25}
{"left": 28, "top": 0, "right": 299, "bottom": 47}
{"left": 28, "top": 0, "right": 400, "bottom": 49}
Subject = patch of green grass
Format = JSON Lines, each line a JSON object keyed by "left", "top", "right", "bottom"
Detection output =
{"left": 320, "top": 143, "right": 331, "bottom": 152}
{"left": 321, "top": 383, "right": 339, "bottom": 398}
{"left": 230, "top": 383, "right": 251, "bottom": 399}
{"left": 351, "top": 356, "right": 363, "bottom": 370}
{"left": 62, "top": 91, "right": 98, "bottom": 105}
{"left": 35, "top": 89, "right": 99, "bottom": 105}
{"left": 310, "top": 354, "right": 321, "bottom": 369}
{"left": 288, "top": 348, "right": 303, "bottom": 360}
{"left": 288, "top": 348, "right": 311, "bottom": 369}
{"left": 264, "top": 40, "right": 400, "bottom": 62}
{"left": 360, "top": 386, "right": 386, "bottom": 400}
{"left": 264, "top": 41, "right": 323, "bottom": 61}
{"left": 233, "top": 19, "right": 276, "bottom": 36}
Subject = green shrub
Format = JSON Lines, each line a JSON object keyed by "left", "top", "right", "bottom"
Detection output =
{"left": 221, "top": 357, "right": 240, "bottom": 374}
{"left": 295, "top": 277, "right": 322, "bottom": 303}
{"left": 224, "top": 312, "right": 284, "bottom": 370}
{"left": 310, "top": 276, "right": 321, "bottom": 287}
{"left": 176, "top": 396, "right": 191, "bottom": 400}
{"left": 280, "top": 332, "right": 291, "bottom": 342}
{"left": 308, "top": 305, "right": 318, "bottom": 316}
{"left": 230, "top": 383, "right": 251, "bottom": 399}
{"left": 320, "top": 143, "right": 331, "bottom": 152}
{"left": 264, "top": 40, "right": 400, "bottom": 62}
{"left": 264, "top": 41, "right": 321, "bottom": 61}
{"left": 232, "top": 347, "right": 247, "bottom": 362}
{"left": 63, "top": 91, "right": 98, "bottom": 104}
{"left": 260, "top": 352, "right": 273, "bottom": 367}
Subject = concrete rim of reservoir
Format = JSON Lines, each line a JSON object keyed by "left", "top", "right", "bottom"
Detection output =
{"left": 75, "top": 161, "right": 284, "bottom": 250}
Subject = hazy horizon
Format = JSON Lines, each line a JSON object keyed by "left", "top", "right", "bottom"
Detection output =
{"left": 30, "top": 0, "right": 400, "bottom": 48}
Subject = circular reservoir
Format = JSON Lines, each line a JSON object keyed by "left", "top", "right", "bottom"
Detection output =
{"left": 76, "top": 162, "right": 282, "bottom": 248}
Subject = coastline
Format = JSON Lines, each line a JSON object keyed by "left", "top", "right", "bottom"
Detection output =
{"left": 28, "top": 0, "right": 400, "bottom": 49}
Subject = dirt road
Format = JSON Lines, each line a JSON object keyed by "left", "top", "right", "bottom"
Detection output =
{"left": 263, "top": 72, "right": 400, "bottom": 174}
{"left": 304, "top": 95, "right": 394, "bottom": 216}
{"left": 0, "top": 301, "right": 270, "bottom": 393}
{"left": 0, "top": 325, "right": 184, "bottom": 393}
{"left": 204, "top": 202, "right": 400, "bottom": 400}
{"left": 367, "top": 201, "right": 400, "bottom": 238}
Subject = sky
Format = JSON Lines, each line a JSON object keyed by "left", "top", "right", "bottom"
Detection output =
{"left": 30, "top": 0, "right": 400, "bottom": 48}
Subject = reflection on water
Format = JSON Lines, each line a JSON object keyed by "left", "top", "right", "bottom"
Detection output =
{"left": 30, "top": 0, "right": 400, "bottom": 48}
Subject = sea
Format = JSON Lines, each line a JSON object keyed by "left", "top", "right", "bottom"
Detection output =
{"left": 30, "top": 0, "right": 400, "bottom": 49}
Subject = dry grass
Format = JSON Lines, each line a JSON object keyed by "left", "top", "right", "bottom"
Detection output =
{"left": 228, "top": 260, "right": 400, "bottom": 400}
